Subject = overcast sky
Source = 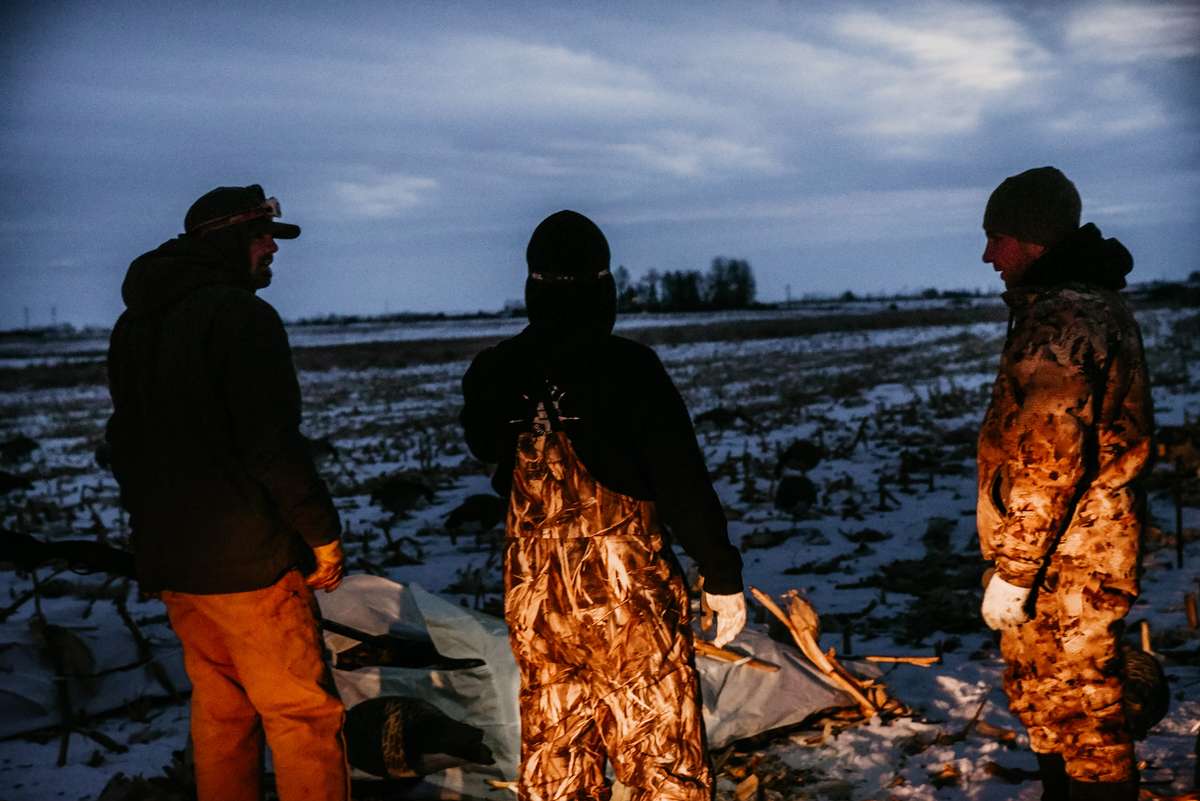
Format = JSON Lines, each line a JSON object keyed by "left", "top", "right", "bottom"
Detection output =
{"left": 2, "top": 1, "right": 1198, "bottom": 328}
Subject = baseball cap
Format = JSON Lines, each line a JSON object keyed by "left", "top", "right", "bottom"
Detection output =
{"left": 185, "top": 184, "right": 301, "bottom": 239}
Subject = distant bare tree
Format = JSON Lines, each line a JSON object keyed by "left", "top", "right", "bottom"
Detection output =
{"left": 661, "top": 270, "right": 704, "bottom": 311}
{"left": 706, "top": 257, "right": 756, "bottom": 308}
{"left": 614, "top": 265, "right": 639, "bottom": 312}
{"left": 616, "top": 259, "right": 756, "bottom": 312}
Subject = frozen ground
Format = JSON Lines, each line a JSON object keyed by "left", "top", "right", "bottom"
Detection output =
{"left": 0, "top": 300, "right": 1197, "bottom": 800}
{"left": 0, "top": 296, "right": 1002, "bottom": 369}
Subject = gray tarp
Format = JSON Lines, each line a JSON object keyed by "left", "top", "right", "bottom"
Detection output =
{"left": 0, "top": 575, "right": 852, "bottom": 797}
{"left": 319, "top": 575, "right": 852, "bottom": 798}
{"left": 0, "top": 598, "right": 188, "bottom": 739}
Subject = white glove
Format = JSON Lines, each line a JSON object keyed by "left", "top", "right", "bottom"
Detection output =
{"left": 981, "top": 572, "right": 1032, "bottom": 630}
{"left": 703, "top": 591, "right": 747, "bottom": 648}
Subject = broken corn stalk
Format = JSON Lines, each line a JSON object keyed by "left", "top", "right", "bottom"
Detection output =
{"left": 693, "top": 639, "right": 780, "bottom": 672}
{"left": 748, "top": 586, "right": 877, "bottom": 716}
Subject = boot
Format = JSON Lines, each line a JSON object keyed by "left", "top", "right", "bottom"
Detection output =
{"left": 1067, "top": 778, "right": 1139, "bottom": 801}
{"left": 1035, "top": 753, "right": 1069, "bottom": 801}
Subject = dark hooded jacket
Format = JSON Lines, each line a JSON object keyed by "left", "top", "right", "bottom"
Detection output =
{"left": 106, "top": 234, "right": 340, "bottom": 594}
{"left": 460, "top": 272, "right": 744, "bottom": 594}
{"left": 976, "top": 223, "right": 1152, "bottom": 593}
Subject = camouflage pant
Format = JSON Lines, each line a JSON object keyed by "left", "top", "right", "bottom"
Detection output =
{"left": 505, "top": 430, "right": 711, "bottom": 801}
{"left": 1000, "top": 559, "right": 1136, "bottom": 783}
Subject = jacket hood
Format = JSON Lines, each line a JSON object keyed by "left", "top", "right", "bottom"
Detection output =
{"left": 1019, "top": 222, "right": 1132, "bottom": 291}
{"left": 121, "top": 235, "right": 248, "bottom": 317}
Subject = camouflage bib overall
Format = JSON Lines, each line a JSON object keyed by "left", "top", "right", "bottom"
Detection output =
{"left": 504, "top": 394, "right": 711, "bottom": 801}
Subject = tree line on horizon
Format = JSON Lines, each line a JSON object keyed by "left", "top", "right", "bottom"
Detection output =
{"left": 614, "top": 257, "right": 757, "bottom": 312}
{"left": 10, "top": 269, "right": 1197, "bottom": 336}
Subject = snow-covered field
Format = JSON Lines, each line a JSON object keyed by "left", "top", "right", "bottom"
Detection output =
{"left": 0, "top": 301, "right": 1196, "bottom": 800}
{"left": 0, "top": 296, "right": 1003, "bottom": 369}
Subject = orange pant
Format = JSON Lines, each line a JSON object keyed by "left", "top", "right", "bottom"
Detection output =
{"left": 162, "top": 570, "right": 348, "bottom": 801}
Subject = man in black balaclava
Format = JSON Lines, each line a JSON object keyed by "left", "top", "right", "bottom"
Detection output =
{"left": 975, "top": 167, "right": 1154, "bottom": 801}
{"left": 461, "top": 210, "right": 745, "bottom": 801}
{"left": 105, "top": 185, "right": 348, "bottom": 801}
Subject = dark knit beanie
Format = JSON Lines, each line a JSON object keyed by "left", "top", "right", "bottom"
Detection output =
{"left": 983, "top": 166, "right": 1081, "bottom": 247}
{"left": 526, "top": 210, "right": 610, "bottom": 279}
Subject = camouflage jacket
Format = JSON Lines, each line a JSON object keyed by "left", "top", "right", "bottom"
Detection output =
{"left": 976, "top": 281, "right": 1153, "bottom": 594}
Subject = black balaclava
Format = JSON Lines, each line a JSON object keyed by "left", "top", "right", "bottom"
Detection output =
{"left": 524, "top": 210, "right": 617, "bottom": 345}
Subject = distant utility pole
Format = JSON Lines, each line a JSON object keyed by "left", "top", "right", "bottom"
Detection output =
{"left": 785, "top": 283, "right": 792, "bottom": 309}
{"left": 24, "top": 306, "right": 29, "bottom": 330}
{"left": 51, "top": 306, "right": 57, "bottom": 326}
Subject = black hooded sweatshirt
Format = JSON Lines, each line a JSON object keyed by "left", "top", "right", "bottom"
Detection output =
{"left": 1001, "top": 223, "right": 1135, "bottom": 337}
{"left": 1019, "top": 222, "right": 1132, "bottom": 291}
{"left": 106, "top": 235, "right": 340, "bottom": 594}
{"left": 460, "top": 275, "right": 744, "bottom": 595}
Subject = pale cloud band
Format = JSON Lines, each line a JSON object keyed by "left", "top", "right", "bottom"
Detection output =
{"left": 1065, "top": 2, "right": 1200, "bottom": 62}
{"left": 331, "top": 175, "right": 439, "bottom": 219}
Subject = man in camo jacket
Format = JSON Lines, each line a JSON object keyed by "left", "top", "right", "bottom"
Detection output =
{"left": 976, "top": 167, "right": 1153, "bottom": 801}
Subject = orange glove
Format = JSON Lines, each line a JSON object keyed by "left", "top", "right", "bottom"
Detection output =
{"left": 306, "top": 540, "right": 345, "bottom": 593}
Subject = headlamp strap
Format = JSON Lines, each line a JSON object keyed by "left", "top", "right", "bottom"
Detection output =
{"left": 190, "top": 197, "right": 281, "bottom": 234}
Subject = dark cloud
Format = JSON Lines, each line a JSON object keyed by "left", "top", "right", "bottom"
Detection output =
{"left": 2, "top": 1, "right": 1197, "bottom": 327}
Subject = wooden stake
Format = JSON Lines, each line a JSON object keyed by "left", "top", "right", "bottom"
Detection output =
{"left": 1140, "top": 620, "right": 1153, "bottom": 654}
{"left": 1176, "top": 475, "right": 1185, "bottom": 569}
{"left": 961, "top": 694, "right": 989, "bottom": 738}
{"left": 734, "top": 774, "right": 759, "bottom": 801}
{"left": 1194, "top": 728, "right": 1199, "bottom": 794}
{"left": 865, "top": 655, "right": 941, "bottom": 667}
{"left": 974, "top": 720, "right": 1019, "bottom": 744}
{"left": 694, "top": 640, "right": 780, "bottom": 672}
{"left": 1185, "top": 592, "right": 1198, "bottom": 630}
{"left": 486, "top": 779, "right": 518, "bottom": 793}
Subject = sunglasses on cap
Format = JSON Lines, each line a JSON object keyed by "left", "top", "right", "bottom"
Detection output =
{"left": 189, "top": 197, "right": 283, "bottom": 235}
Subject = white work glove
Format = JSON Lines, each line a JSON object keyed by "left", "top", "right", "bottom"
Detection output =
{"left": 306, "top": 540, "right": 345, "bottom": 593}
{"left": 703, "top": 591, "right": 747, "bottom": 648}
{"left": 980, "top": 572, "right": 1032, "bottom": 630}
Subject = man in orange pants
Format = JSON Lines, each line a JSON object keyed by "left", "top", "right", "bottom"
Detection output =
{"left": 106, "top": 185, "right": 348, "bottom": 801}
{"left": 462, "top": 210, "right": 746, "bottom": 800}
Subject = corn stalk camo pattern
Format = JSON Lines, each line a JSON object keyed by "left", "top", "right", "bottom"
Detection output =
{"left": 977, "top": 284, "right": 1153, "bottom": 783}
{"left": 505, "top": 426, "right": 711, "bottom": 801}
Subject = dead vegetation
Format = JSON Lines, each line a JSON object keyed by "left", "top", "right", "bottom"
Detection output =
{"left": 1, "top": 302, "right": 1198, "bottom": 798}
